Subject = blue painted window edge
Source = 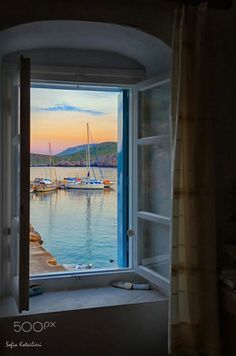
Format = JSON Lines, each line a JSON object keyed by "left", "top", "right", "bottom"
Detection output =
{"left": 117, "top": 90, "right": 129, "bottom": 268}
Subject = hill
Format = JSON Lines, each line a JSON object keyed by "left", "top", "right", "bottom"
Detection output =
{"left": 56, "top": 144, "right": 88, "bottom": 157}
{"left": 30, "top": 153, "right": 50, "bottom": 166}
{"left": 31, "top": 142, "right": 117, "bottom": 167}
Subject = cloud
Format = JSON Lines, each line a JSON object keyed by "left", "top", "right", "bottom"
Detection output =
{"left": 32, "top": 104, "right": 105, "bottom": 116}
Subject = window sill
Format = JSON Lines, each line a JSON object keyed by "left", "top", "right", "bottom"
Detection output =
{"left": 0, "top": 286, "right": 167, "bottom": 318}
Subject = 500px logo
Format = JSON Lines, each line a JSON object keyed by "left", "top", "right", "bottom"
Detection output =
{"left": 13, "top": 321, "right": 56, "bottom": 333}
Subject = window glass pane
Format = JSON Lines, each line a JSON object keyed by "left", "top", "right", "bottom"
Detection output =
{"left": 138, "top": 82, "right": 170, "bottom": 138}
{"left": 139, "top": 219, "right": 170, "bottom": 278}
{"left": 138, "top": 144, "right": 171, "bottom": 216}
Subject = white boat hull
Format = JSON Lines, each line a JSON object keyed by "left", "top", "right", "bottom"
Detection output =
{"left": 66, "top": 183, "right": 105, "bottom": 190}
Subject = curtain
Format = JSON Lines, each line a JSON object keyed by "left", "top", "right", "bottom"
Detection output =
{"left": 169, "top": 3, "right": 221, "bottom": 356}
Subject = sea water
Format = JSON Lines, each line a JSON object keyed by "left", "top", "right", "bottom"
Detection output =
{"left": 30, "top": 167, "right": 117, "bottom": 271}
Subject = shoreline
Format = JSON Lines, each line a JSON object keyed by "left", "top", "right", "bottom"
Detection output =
{"left": 30, "top": 225, "right": 67, "bottom": 274}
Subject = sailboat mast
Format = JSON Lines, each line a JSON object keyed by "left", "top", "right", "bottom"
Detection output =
{"left": 49, "top": 142, "right": 52, "bottom": 180}
{"left": 87, "top": 123, "right": 91, "bottom": 178}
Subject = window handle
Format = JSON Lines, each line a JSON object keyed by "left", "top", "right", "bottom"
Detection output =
{"left": 127, "top": 229, "right": 135, "bottom": 237}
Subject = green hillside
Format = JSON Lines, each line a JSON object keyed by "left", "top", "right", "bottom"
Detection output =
{"left": 31, "top": 142, "right": 117, "bottom": 167}
{"left": 58, "top": 142, "right": 117, "bottom": 162}
{"left": 30, "top": 153, "right": 50, "bottom": 166}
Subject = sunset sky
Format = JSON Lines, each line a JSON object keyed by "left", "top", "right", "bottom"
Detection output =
{"left": 31, "top": 88, "right": 119, "bottom": 154}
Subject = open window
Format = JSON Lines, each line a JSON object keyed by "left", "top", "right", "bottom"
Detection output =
{"left": 132, "top": 78, "right": 171, "bottom": 292}
{"left": 3, "top": 55, "right": 171, "bottom": 312}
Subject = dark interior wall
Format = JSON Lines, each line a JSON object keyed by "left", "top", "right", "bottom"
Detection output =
{"left": 210, "top": 4, "right": 236, "bottom": 354}
{"left": 0, "top": 0, "right": 177, "bottom": 46}
{"left": 0, "top": 302, "right": 168, "bottom": 356}
{"left": 210, "top": 4, "right": 236, "bottom": 270}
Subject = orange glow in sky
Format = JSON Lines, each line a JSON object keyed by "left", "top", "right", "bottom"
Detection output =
{"left": 31, "top": 88, "right": 119, "bottom": 154}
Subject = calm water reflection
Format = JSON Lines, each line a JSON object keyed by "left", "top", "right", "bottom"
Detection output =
{"left": 30, "top": 167, "right": 117, "bottom": 270}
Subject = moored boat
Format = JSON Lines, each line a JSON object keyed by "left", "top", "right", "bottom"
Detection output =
{"left": 34, "top": 178, "right": 58, "bottom": 192}
{"left": 65, "top": 177, "right": 105, "bottom": 190}
{"left": 64, "top": 124, "right": 113, "bottom": 190}
{"left": 31, "top": 143, "right": 59, "bottom": 193}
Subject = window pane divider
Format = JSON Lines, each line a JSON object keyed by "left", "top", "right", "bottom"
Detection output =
{"left": 135, "top": 77, "right": 170, "bottom": 92}
{"left": 137, "top": 135, "right": 169, "bottom": 146}
{"left": 137, "top": 211, "right": 170, "bottom": 225}
{"left": 139, "top": 265, "right": 169, "bottom": 284}
{"left": 142, "top": 254, "right": 170, "bottom": 266}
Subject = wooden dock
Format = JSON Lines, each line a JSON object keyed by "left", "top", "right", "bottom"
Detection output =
{"left": 30, "top": 225, "right": 67, "bottom": 275}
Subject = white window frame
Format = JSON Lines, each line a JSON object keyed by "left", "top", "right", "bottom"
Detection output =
{"left": 131, "top": 76, "right": 171, "bottom": 294}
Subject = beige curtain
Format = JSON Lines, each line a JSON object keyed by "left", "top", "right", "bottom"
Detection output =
{"left": 170, "top": 4, "right": 221, "bottom": 356}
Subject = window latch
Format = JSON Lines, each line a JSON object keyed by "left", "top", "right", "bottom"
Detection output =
{"left": 127, "top": 229, "right": 135, "bottom": 238}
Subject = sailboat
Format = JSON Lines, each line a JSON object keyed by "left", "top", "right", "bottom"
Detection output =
{"left": 34, "top": 143, "right": 59, "bottom": 193}
{"left": 87, "top": 124, "right": 114, "bottom": 189}
{"left": 65, "top": 124, "right": 106, "bottom": 190}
